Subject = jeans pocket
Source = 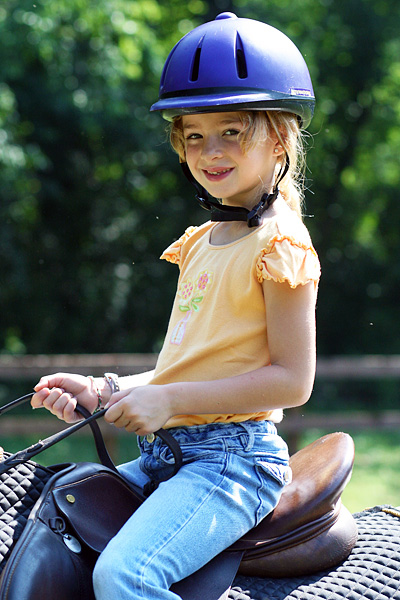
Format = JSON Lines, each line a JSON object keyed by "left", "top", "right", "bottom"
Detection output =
{"left": 253, "top": 460, "right": 291, "bottom": 526}
{"left": 257, "top": 460, "right": 292, "bottom": 487}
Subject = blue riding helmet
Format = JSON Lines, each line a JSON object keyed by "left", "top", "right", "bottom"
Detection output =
{"left": 150, "top": 12, "right": 315, "bottom": 128}
{"left": 151, "top": 13, "right": 315, "bottom": 227}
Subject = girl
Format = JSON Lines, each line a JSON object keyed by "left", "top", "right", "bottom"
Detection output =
{"left": 32, "top": 13, "right": 320, "bottom": 600}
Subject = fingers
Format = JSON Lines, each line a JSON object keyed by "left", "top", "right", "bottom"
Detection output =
{"left": 103, "top": 385, "right": 170, "bottom": 435}
{"left": 103, "top": 390, "right": 134, "bottom": 427}
{"left": 104, "top": 399, "right": 157, "bottom": 436}
{"left": 32, "top": 373, "right": 100, "bottom": 419}
{"left": 33, "top": 373, "right": 89, "bottom": 397}
{"left": 31, "top": 387, "right": 51, "bottom": 409}
{"left": 104, "top": 400, "right": 124, "bottom": 425}
{"left": 104, "top": 388, "right": 128, "bottom": 409}
{"left": 34, "top": 374, "right": 66, "bottom": 393}
{"left": 32, "top": 387, "right": 79, "bottom": 423}
{"left": 104, "top": 400, "right": 140, "bottom": 433}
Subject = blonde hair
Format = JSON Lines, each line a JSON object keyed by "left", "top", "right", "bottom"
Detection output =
{"left": 169, "top": 111, "right": 306, "bottom": 218}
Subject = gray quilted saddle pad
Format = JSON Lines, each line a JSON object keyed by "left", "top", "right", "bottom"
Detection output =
{"left": 229, "top": 505, "right": 400, "bottom": 600}
{"left": 0, "top": 458, "right": 53, "bottom": 572}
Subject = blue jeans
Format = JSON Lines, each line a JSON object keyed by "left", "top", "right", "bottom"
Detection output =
{"left": 93, "top": 420, "right": 290, "bottom": 600}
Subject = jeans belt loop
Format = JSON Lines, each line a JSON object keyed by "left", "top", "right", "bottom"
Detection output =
{"left": 237, "top": 421, "right": 255, "bottom": 451}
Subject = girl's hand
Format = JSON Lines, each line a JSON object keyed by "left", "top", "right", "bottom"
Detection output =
{"left": 104, "top": 385, "right": 173, "bottom": 435}
{"left": 31, "top": 373, "right": 106, "bottom": 423}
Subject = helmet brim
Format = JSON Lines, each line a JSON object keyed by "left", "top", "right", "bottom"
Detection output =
{"left": 150, "top": 89, "right": 315, "bottom": 129}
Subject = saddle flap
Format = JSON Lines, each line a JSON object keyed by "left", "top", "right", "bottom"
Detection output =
{"left": 52, "top": 466, "right": 144, "bottom": 553}
{"left": 233, "top": 432, "right": 355, "bottom": 551}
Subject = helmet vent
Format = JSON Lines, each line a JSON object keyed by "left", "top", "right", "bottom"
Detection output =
{"left": 190, "top": 36, "right": 204, "bottom": 82}
{"left": 235, "top": 34, "right": 248, "bottom": 79}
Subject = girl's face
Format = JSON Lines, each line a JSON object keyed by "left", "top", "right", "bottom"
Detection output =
{"left": 182, "top": 112, "right": 282, "bottom": 210}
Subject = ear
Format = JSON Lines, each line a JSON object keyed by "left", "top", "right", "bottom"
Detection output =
{"left": 273, "top": 141, "right": 286, "bottom": 157}
{"left": 268, "top": 127, "right": 285, "bottom": 157}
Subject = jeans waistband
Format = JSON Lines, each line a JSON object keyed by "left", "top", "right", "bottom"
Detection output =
{"left": 140, "top": 419, "right": 278, "bottom": 450}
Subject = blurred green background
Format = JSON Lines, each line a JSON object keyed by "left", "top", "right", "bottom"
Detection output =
{"left": 0, "top": 0, "right": 400, "bottom": 511}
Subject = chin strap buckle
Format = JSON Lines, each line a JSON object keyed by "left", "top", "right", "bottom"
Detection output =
{"left": 246, "top": 188, "right": 279, "bottom": 227}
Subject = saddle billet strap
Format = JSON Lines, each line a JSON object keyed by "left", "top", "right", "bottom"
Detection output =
{"left": 0, "top": 393, "right": 183, "bottom": 482}
{"left": 171, "top": 550, "right": 244, "bottom": 600}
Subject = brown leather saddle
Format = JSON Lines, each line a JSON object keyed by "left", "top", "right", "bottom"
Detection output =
{"left": 173, "top": 432, "right": 358, "bottom": 599}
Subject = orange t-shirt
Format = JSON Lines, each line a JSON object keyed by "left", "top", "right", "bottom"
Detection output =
{"left": 151, "top": 207, "right": 320, "bottom": 428}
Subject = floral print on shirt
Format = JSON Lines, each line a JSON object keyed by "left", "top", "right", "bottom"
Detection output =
{"left": 170, "top": 270, "right": 213, "bottom": 345}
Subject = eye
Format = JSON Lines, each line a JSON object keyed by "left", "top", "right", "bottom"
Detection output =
{"left": 185, "top": 132, "right": 202, "bottom": 140}
{"left": 224, "top": 129, "right": 240, "bottom": 136}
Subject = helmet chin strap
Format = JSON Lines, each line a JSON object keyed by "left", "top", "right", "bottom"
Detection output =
{"left": 180, "top": 158, "right": 289, "bottom": 228}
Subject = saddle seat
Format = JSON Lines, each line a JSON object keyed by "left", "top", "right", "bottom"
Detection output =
{"left": 231, "top": 431, "right": 358, "bottom": 577}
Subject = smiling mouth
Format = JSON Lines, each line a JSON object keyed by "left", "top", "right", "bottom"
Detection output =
{"left": 203, "top": 168, "right": 233, "bottom": 178}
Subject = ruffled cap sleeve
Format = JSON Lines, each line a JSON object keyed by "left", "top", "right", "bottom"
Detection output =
{"left": 256, "top": 235, "right": 321, "bottom": 288}
{"left": 160, "top": 226, "right": 198, "bottom": 266}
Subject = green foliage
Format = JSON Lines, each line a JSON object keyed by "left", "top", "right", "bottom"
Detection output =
{"left": 0, "top": 0, "right": 399, "bottom": 355}
{"left": 0, "top": 0, "right": 205, "bottom": 353}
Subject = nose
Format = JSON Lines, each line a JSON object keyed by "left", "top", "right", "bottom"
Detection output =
{"left": 201, "top": 134, "right": 224, "bottom": 160}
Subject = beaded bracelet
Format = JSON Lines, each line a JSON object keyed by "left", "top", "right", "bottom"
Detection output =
{"left": 88, "top": 376, "right": 103, "bottom": 413}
